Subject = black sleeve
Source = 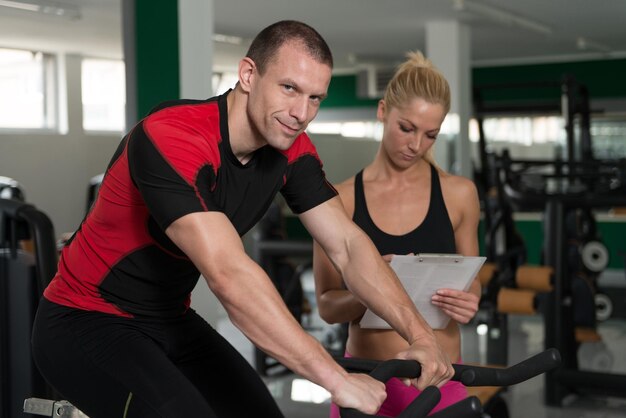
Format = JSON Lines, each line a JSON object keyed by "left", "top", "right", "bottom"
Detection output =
{"left": 127, "top": 125, "right": 222, "bottom": 230}
{"left": 281, "top": 154, "right": 337, "bottom": 214}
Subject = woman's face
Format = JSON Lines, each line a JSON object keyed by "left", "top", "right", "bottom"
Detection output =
{"left": 377, "top": 97, "right": 447, "bottom": 169}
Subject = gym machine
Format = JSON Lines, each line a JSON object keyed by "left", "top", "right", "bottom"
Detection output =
{"left": 473, "top": 75, "right": 594, "bottom": 263}
{"left": 498, "top": 154, "right": 626, "bottom": 406}
{"left": 473, "top": 149, "right": 557, "bottom": 368}
{"left": 85, "top": 173, "right": 104, "bottom": 213}
{"left": 23, "top": 399, "right": 88, "bottom": 418}
{"left": 471, "top": 75, "right": 612, "bottom": 363}
{"left": 470, "top": 74, "right": 626, "bottom": 407}
{"left": 0, "top": 176, "right": 26, "bottom": 201}
{"left": 1, "top": 197, "right": 59, "bottom": 418}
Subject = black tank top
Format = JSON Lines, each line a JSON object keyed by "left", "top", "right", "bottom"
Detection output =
{"left": 353, "top": 164, "right": 456, "bottom": 255}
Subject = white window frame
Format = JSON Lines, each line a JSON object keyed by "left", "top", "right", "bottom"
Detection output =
{"left": 81, "top": 57, "right": 126, "bottom": 134}
{"left": 0, "top": 47, "right": 58, "bottom": 133}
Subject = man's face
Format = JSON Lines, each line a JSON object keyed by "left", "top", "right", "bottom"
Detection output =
{"left": 246, "top": 41, "right": 332, "bottom": 150}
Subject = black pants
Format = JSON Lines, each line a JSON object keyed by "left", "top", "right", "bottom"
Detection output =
{"left": 32, "top": 298, "right": 284, "bottom": 418}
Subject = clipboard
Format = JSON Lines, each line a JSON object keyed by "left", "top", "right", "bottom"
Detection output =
{"left": 359, "top": 253, "right": 486, "bottom": 330}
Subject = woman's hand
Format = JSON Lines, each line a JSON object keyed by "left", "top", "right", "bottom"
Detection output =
{"left": 381, "top": 253, "right": 414, "bottom": 263}
{"left": 431, "top": 288, "right": 480, "bottom": 324}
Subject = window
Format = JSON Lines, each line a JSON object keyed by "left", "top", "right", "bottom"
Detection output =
{"left": 590, "top": 117, "right": 626, "bottom": 159}
{"left": 212, "top": 71, "right": 239, "bottom": 96}
{"left": 469, "top": 116, "right": 565, "bottom": 146}
{"left": 307, "top": 121, "right": 383, "bottom": 140}
{"left": 0, "top": 47, "right": 56, "bottom": 130}
{"left": 307, "top": 113, "right": 457, "bottom": 141}
{"left": 81, "top": 58, "right": 125, "bottom": 132}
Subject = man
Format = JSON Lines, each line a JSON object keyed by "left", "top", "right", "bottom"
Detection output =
{"left": 32, "top": 20, "right": 452, "bottom": 418}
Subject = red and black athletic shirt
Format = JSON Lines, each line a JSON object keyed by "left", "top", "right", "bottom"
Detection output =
{"left": 44, "top": 91, "right": 337, "bottom": 318}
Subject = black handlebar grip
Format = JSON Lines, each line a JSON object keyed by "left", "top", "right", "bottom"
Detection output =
{"left": 336, "top": 357, "right": 381, "bottom": 373}
{"left": 336, "top": 357, "right": 424, "bottom": 379}
{"left": 369, "top": 359, "right": 421, "bottom": 382}
{"left": 339, "top": 360, "right": 440, "bottom": 418}
{"left": 454, "top": 347, "right": 561, "bottom": 386}
{"left": 340, "top": 386, "right": 440, "bottom": 418}
{"left": 429, "top": 396, "right": 482, "bottom": 418}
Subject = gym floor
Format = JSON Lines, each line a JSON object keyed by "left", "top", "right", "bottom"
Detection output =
{"left": 217, "top": 282, "right": 626, "bottom": 418}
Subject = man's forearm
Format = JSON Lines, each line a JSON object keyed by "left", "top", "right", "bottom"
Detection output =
{"left": 338, "top": 232, "right": 435, "bottom": 344}
{"left": 205, "top": 256, "right": 349, "bottom": 390}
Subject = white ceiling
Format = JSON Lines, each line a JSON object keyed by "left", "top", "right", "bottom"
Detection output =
{"left": 1, "top": 0, "right": 625, "bottom": 71}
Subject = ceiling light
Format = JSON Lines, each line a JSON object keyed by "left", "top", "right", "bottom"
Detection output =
{"left": 576, "top": 37, "right": 611, "bottom": 53}
{"left": 0, "top": 0, "right": 81, "bottom": 20}
{"left": 0, "top": 0, "right": 39, "bottom": 11}
{"left": 213, "top": 33, "right": 244, "bottom": 45}
{"left": 454, "top": 0, "right": 552, "bottom": 35}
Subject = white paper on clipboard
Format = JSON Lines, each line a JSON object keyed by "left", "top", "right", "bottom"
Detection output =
{"left": 359, "top": 254, "right": 486, "bottom": 330}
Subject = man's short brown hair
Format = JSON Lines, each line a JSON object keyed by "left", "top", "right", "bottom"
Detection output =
{"left": 245, "top": 20, "right": 333, "bottom": 74}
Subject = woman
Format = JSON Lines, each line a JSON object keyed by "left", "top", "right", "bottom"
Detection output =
{"left": 313, "top": 51, "right": 481, "bottom": 417}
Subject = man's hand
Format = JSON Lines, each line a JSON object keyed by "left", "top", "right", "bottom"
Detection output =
{"left": 431, "top": 288, "right": 480, "bottom": 324}
{"left": 395, "top": 335, "right": 453, "bottom": 390}
{"left": 331, "top": 373, "right": 387, "bottom": 415}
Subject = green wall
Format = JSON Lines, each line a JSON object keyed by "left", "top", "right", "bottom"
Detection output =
{"left": 473, "top": 58, "right": 626, "bottom": 101}
{"left": 597, "top": 222, "right": 626, "bottom": 270}
{"left": 322, "top": 75, "right": 379, "bottom": 108}
{"left": 323, "top": 58, "right": 626, "bottom": 108}
{"left": 514, "top": 218, "right": 626, "bottom": 269}
{"left": 133, "top": 0, "right": 180, "bottom": 119}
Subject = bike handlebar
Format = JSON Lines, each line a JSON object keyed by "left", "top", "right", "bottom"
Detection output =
{"left": 337, "top": 348, "right": 561, "bottom": 418}
{"left": 453, "top": 348, "right": 561, "bottom": 386}
{"left": 340, "top": 359, "right": 442, "bottom": 418}
{"left": 339, "top": 381, "right": 443, "bottom": 418}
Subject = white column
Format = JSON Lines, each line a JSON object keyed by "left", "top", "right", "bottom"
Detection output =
{"left": 64, "top": 54, "right": 84, "bottom": 136}
{"left": 426, "top": 21, "right": 472, "bottom": 178}
{"left": 121, "top": 0, "right": 136, "bottom": 128}
{"left": 178, "top": 0, "right": 214, "bottom": 99}
{"left": 178, "top": 0, "right": 222, "bottom": 325}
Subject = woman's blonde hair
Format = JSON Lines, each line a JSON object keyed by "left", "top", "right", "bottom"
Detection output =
{"left": 382, "top": 51, "right": 450, "bottom": 166}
